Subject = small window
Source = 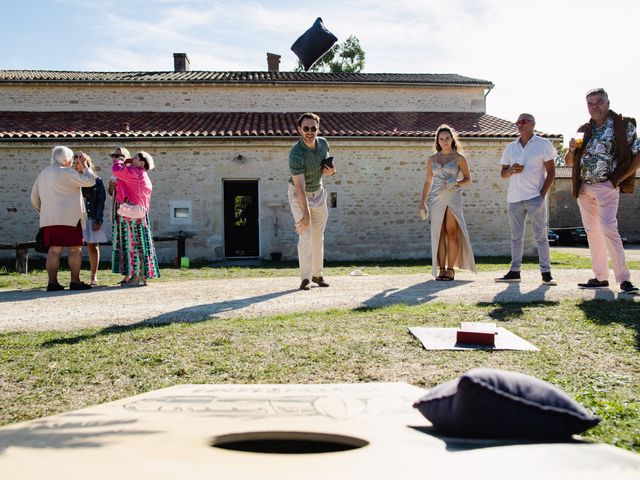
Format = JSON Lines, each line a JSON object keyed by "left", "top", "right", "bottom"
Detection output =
{"left": 174, "top": 207, "right": 190, "bottom": 218}
{"left": 330, "top": 192, "right": 337, "bottom": 208}
{"left": 169, "top": 200, "right": 192, "bottom": 225}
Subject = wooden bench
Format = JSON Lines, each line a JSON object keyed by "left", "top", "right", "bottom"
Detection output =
{"left": 0, "top": 232, "right": 196, "bottom": 274}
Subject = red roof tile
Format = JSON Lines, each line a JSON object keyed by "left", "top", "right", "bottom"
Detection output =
{"left": 0, "top": 70, "right": 492, "bottom": 86}
{"left": 0, "top": 111, "right": 559, "bottom": 140}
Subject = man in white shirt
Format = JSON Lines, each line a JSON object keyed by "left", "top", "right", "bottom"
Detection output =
{"left": 496, "top": 113, "right": 557, "bottom": 285}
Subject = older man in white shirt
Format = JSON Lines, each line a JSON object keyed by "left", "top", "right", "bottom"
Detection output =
{"left": 31, "top": 146, "right": 97, "bottom": 291}
{"left": 496, "top": 113, "right": 557, "bottom": 285}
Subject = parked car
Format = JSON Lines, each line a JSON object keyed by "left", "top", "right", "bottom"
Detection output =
{"left": 550, "top": 227, "right": 627, "bottom": 246}
{"left": 547, "top": 227, "right": 586, "bottom": 246}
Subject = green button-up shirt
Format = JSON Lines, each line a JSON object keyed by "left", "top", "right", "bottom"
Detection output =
{"left": 288, "top": 137, "right": 330, "bottom": 192}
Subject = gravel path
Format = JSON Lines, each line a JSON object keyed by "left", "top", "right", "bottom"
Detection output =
{"left": 1, "top": 269, "right": 638, "bottom": 332}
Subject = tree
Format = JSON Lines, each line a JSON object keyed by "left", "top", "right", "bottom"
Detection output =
{"left": 294, "top": 35, "right": 365, "bottom": 73}
{"left": 555, "top": 145, "right": 568, "bottom": 166}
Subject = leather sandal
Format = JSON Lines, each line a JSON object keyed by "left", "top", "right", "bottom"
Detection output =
{"left": 442, "top": 268, "right": 455, "bottom": 281}
{"left": 435, "top": 267, "right": 446, "bottom": 281}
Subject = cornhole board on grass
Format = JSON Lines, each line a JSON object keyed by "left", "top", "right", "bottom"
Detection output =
{"left": 409, "top": 326, "right": 540, "bottom": 351}
{"left": 1, "top": 383, "right": 639, "bottom": 480}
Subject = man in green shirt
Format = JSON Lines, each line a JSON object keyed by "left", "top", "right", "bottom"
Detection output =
{"left": 287, "top": 113, "right": 337, "bottom": 290}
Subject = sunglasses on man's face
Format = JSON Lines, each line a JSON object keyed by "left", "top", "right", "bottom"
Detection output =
{"left": 301, "top": 126, "right": 318, "bottom": 133}
{"left": 516, "top": 119, "right": 532, "bottom": 126}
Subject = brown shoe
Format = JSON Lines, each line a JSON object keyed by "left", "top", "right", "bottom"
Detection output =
{"left": 312, "top": 276, "right": 329, "bottom": 287}
{"left": 299, "top": 279, "right": 311, "bottom": 290}
{"left": 69, "top": 281, "right": 92, "bottom": 291}
{"left": 46, "top": 283, "right": 65, "bottom": 292}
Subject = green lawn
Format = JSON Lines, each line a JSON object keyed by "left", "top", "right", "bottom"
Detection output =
{"left": 1, "top": 252, "right": 639, "bottom": 453}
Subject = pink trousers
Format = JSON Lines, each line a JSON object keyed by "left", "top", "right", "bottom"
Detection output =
{"left": 577, "top": 181, "right": 630, "bottom": 284}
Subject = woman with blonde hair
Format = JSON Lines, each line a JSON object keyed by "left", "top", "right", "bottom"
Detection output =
{"left": 73, "top": 152, "right": 107, "bottom": 285}
{"left": 111, "top": 150, "right": 160, "bottom": 286}
{"left": 418, "top": 125, "right": 476, "bottom": 280}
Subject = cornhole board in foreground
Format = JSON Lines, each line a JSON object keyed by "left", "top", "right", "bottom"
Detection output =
{"left": 0, "top": 383, "right": 638, "bottom": 480}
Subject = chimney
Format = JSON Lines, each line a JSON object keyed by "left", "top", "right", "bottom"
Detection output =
{"left": 267, "top": 52, "right": 281, "bottom": 72}
{"left": 173, "top": 53, "right": 190, "bottom": 72}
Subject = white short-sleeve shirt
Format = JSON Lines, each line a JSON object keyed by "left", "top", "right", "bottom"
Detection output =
{"left": 501, "top": 135, "right": 556, "bottom": 203}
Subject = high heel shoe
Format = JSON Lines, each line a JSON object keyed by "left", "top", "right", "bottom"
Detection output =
{"left": 442, "top": 268, "right": 455, "bottom": 281}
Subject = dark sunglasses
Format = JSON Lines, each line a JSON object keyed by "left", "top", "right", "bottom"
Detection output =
{"left": 111, "top": 153, "right": 125, "bottom": 158}
{"left": 515, "top": 119, "right": 532, "bottom": 126}
{"left": 302, "top": 126, "right": 318, "bottom": 133}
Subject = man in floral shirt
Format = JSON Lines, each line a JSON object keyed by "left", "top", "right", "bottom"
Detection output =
{"left": 565, "top": 88, "right": 640, "bottom": 293}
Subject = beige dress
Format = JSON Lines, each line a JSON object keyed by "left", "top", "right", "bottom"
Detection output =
{"left": 428, "top": 158, "right": 476, "bottom": 277}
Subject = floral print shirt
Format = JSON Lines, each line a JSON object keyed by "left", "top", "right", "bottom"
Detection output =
{"left": 580, "top": 115, "right": 640, "bottom": 183}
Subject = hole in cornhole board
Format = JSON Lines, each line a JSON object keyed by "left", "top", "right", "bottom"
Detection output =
{"left": 209, "top": 431, "right": 369, "bottom": 454}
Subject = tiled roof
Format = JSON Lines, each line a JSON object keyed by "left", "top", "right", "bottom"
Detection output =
{"left": 0, "top": 70, "right": 493, "bottom": 86}
{"left": 0, "top": 111, "right": 554, "bottom": 140}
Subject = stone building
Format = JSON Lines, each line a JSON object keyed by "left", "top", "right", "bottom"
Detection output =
{"left": 0, "top": 53, "right": 562, "bottom": 262}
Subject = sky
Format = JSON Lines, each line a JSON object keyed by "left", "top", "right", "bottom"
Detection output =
{"left": 2, "top": 0, "right": 639, "bottom": 145}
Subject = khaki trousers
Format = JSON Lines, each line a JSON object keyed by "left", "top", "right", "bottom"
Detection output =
{"left": 287, "top": 185, "right": 328, "bottom": 281}
{"left": 577, "top": 181, "right": 630, "bottom": 284}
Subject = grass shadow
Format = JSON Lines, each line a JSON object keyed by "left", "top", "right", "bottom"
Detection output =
{"left": 356, "top": 279, "right": 472, "bottom": 312}
{"left": 41, "top": 287, "right": 298, "bottom": 347}
{"left": 576, "top": 298, "right": 640, "bottom": 350}
{"left": 477, "top": 283, "right": 560, "bottom": 322}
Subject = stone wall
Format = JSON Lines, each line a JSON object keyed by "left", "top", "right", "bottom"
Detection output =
{"left": 1, "top": 137, "right": 541, "bottom": 263}
{"left": 549, "top": 179, "right": 640, "bottom": 242}
{"left": 0, "top": 84, "right": 487, "bottom": 113}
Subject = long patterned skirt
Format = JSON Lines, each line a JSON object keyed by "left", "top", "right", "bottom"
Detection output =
{"left": 111, "top": 202, "right": 160, "bottom": 279}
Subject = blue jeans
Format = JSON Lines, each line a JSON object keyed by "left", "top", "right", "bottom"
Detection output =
{"left": 507, "top": 195, "right": 550, "bottom": 273}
